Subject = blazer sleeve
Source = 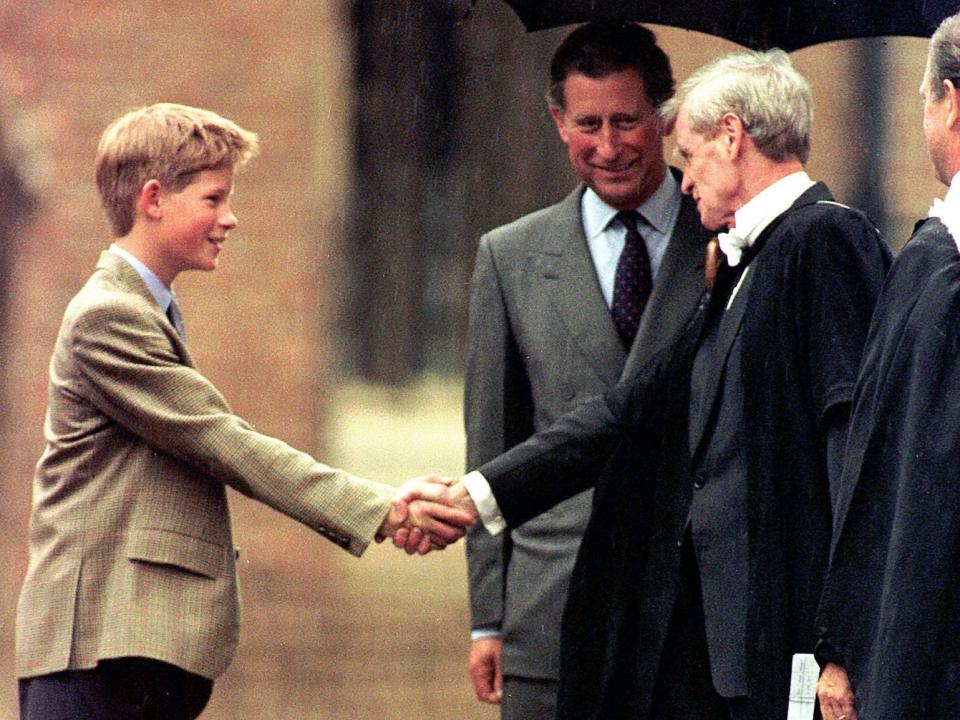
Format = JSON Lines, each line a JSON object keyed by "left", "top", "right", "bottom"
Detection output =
{"left": 68, "top": 296, "right": 393, "bottom": 557}
{"left": 463, "top": 235, "right": 534, "bottom": 633}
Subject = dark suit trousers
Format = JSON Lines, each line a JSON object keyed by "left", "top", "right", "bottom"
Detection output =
{"left": 649, "top": 535, "right": 749, "bottom": 720}
{"left": 19, "top": 657, "right": 212, "bottom": 720}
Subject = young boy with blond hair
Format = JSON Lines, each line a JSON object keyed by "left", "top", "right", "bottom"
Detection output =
{"left": 15, "top": 103, "right": 472, "bottom": 720}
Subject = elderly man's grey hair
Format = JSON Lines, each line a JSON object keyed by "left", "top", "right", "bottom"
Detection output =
{"left": 928, "top": 13, "right": 960, "bottom": 101}
{"left": 660, "top": 48, "right": 813, "bottom": 164}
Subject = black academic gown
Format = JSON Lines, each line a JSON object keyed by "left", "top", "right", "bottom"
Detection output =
{"left": 481, "top": 183, "right": 891, "bottom": 720}
{"left": 817, "top": 218, "right": 960, "bottom": 719}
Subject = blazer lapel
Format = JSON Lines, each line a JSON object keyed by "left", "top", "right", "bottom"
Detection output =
{"left": 542, "top": 187, "right": 626, "bottom": 386}
{"left": 96, "top": 251, "right": 195, "bottom": 367}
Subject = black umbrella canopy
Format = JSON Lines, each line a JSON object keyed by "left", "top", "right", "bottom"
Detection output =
{"left": 501, "top": 0, "right": 960, "bottom": 50}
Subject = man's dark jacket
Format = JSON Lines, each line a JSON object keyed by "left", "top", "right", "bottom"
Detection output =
{"left": 480, "top": 183, "right": 891, "bottom": 720}
{"left": 817, "top": 218, "right": 960, "bottom": 719}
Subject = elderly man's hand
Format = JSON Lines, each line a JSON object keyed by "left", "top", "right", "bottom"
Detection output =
{"left": 817, "top": 662, "right": 857, "bottom": 720}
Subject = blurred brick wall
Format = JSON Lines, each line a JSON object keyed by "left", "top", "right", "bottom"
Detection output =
{"left": 0, "top": 2, "right": 351, "bottom": 716}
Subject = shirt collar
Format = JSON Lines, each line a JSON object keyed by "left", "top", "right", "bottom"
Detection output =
{"left": 717, "top": 171, "right": 816, "bottom": 267}
{"left": 928, "top": 170, "right": 960, "bottom": 251}
{"left": 582, "top": 171, "right": 680, "bottom": 239}
{"left": 945, "top": 169, "right": 960, "bottom": 207}
{"left": 109, "top": 244, "right": 175, "bottom": 311}
{"left": 731, "top": 170, "right": 816, "bottom": 245}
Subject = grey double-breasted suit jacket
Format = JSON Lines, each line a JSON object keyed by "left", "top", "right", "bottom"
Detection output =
{"left": 16, "top": 251, "right": 395, "bottom": 681}
{"left": 464, "top": 176, "right": 710, "bottom": 679}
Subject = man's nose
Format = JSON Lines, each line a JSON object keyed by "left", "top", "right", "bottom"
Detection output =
{"left": 680, "top": 172, "right": 694, "bottom": 195}
{"left": 594, "top": 125, "right": 620, "bottom": 158}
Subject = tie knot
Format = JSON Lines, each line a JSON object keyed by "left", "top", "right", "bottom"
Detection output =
{"left": 617, "top": 211, "right": 649, "bottom": 245}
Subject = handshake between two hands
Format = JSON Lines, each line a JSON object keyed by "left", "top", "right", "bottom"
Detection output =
{"left": 376, "top": 475, "right": 480, "bottom": 555}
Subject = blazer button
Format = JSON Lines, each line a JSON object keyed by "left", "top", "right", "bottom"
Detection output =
{"left": 693, "top": 473, "right": 706, "bottom": 489}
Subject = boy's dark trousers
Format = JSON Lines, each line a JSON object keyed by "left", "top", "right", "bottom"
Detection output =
{"left": 19, "top": 657, "right": 212, "bottom": 720}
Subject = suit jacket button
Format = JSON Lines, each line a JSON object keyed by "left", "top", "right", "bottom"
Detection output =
{"left": 693, "top": 473, "right": 706, "bottom": 489}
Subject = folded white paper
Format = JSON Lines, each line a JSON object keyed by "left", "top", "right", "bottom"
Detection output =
{"left": 787, "top": 653, "right": 818, "bottom": 720}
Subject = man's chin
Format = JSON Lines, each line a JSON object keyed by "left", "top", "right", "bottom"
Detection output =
{"left": 697, "top": 215, "right": 725, "bottom": 232}
{"left": 592, "top": 185, "right": 641, "bottom": 210}
{"left": 694, "top": 206, "right": 728, "bottom": 232}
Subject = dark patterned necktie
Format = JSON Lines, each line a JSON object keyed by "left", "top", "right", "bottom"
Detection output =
{"left": 166, "top": 298, "right": 187, "bottom": 340}
{"left": 611, "top": 210, "right": 653, "bottom": 348}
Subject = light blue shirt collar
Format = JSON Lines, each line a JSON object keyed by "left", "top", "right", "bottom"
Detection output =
{"left": 580, "top": 172, "right": 682, "bottom": 308}
{"left": 582, "top": 171, "right": 681, "bottom": 240}
{"left": 108, "top": 244, "right": 175, "bottom": 312}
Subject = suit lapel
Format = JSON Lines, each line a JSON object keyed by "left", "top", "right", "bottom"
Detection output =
{"left": 688, "top": 261, "right": 754, "bottom": 455}
{"left": 624, "top": 181, "right": 710, "bottom": 379}
{"left": 541, "top": 187, "right": 627, "bottom": 386}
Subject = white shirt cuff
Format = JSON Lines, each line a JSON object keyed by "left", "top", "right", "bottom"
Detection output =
{"left": 462, "top": 470, "right": 507, "bottom": 535}
{"left": 471, "top": 628, "right": 503, "bottom": 641}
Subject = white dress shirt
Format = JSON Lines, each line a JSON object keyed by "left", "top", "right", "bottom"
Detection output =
{"left": 582, "top": 172, "right": 681, "bottom": 307}
{"left": 717, "top": 171, "right": 816, "bottom": 267}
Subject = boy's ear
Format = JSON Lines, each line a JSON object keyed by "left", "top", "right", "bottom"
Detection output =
{"left": 138, "top": 179, "right": 163, "bottom": 221}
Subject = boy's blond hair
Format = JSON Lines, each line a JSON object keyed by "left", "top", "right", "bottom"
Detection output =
{"left": 95, "top": 103, "right": 260, "bottom": 237}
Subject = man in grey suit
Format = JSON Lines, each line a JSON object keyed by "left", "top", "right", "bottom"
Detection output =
{"left": 464, "top": 22, "right": 710, "bottom": 719}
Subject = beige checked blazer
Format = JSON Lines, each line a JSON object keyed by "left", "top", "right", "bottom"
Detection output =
{"left": 16, "top": 251, "right": 394, "bottom": 680}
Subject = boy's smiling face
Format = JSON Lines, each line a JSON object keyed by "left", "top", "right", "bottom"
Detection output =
{"left": 156, "top": 167, "right": 237, "bottom": 282}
